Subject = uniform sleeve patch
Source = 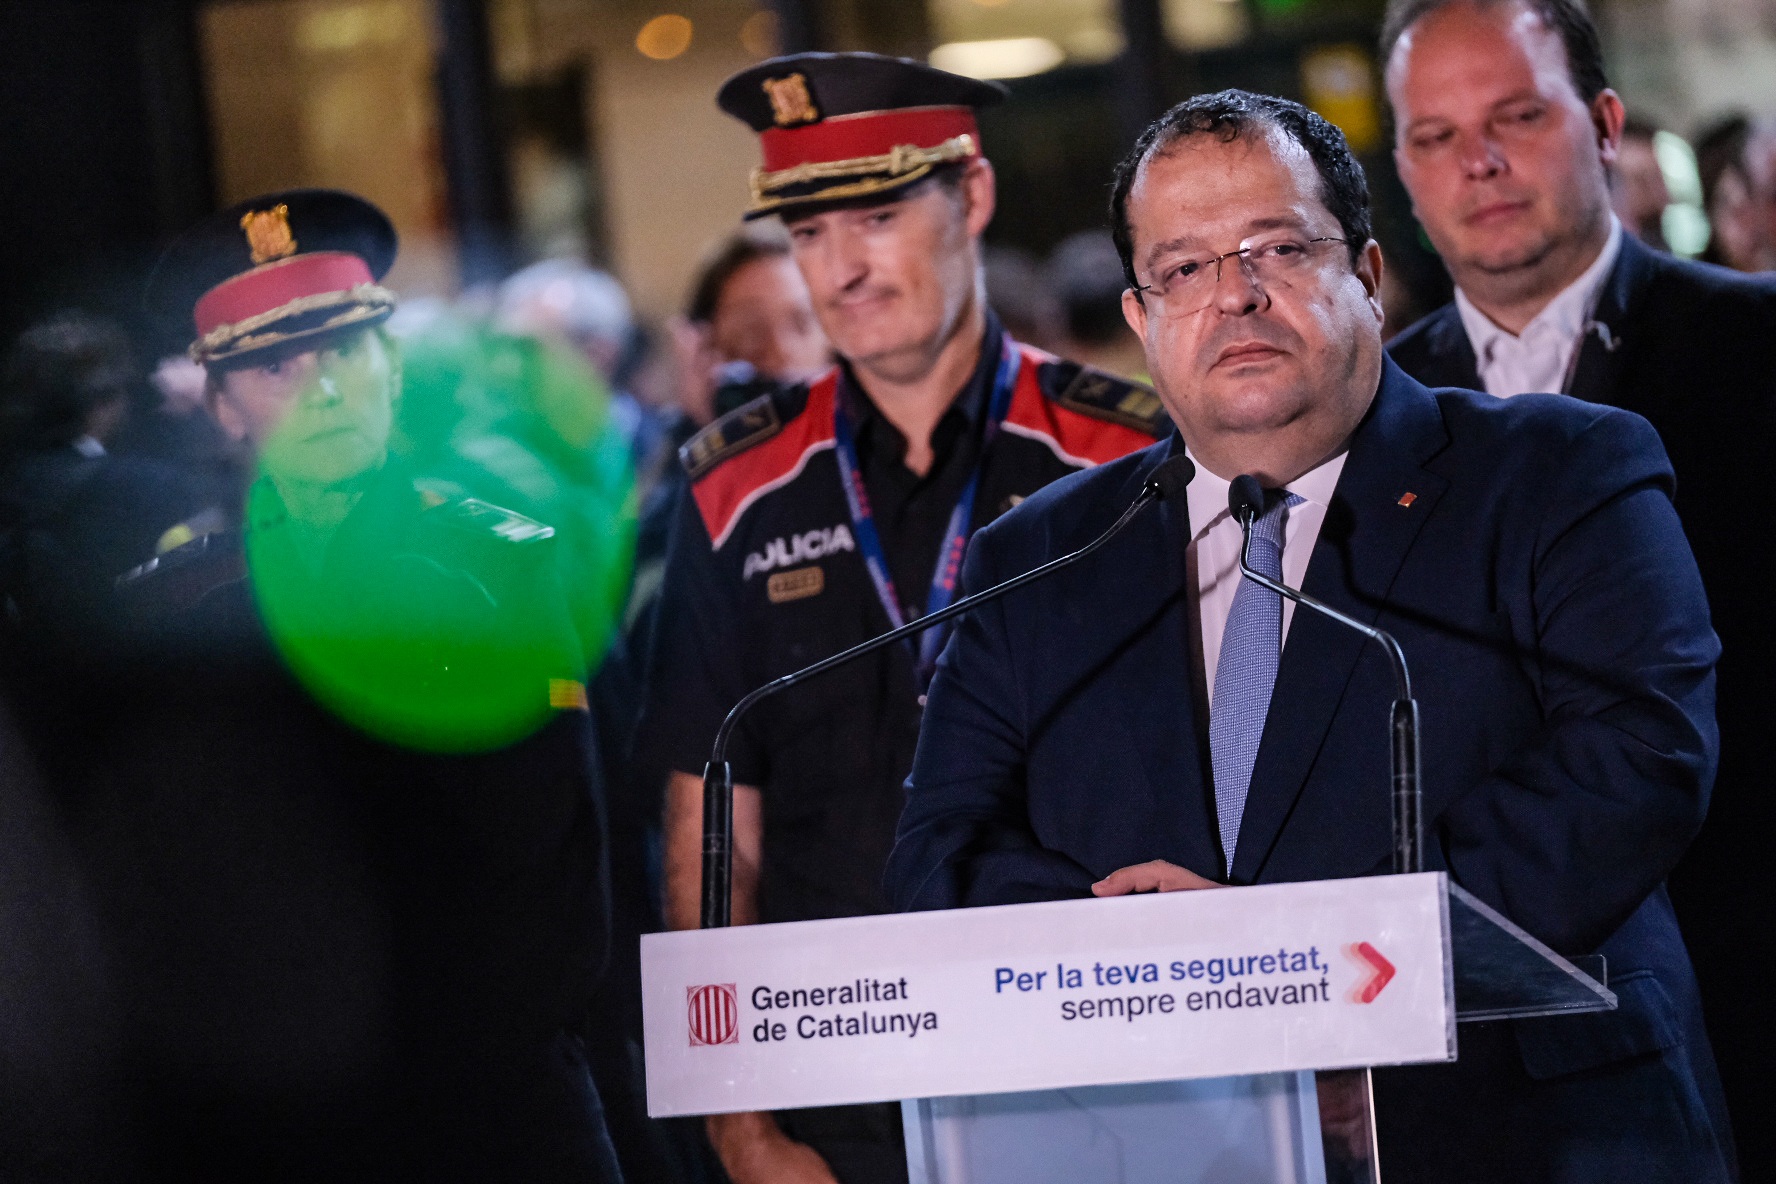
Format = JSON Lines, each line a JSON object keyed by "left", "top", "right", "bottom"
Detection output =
{"left": 679, "top": 394, "right": 783, "bottom": 481}
{"left": 1038, "top": 360, "right": 1169, "bottom": 438}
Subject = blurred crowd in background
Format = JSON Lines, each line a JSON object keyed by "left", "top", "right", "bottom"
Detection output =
{"left": 11, "top": 86, "right": 1776, "bottom": 602}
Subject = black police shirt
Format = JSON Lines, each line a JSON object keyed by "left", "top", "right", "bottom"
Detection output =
{"left": 646, "top": 314, "right": 1170, "bottom": 923}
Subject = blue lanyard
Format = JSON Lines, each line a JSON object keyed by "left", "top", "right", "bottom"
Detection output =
{"left": 832, "top": 334, "right": 1020, "bottom": 693}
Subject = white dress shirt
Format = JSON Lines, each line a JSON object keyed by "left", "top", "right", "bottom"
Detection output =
{"left": 1185, "top": 448, "right": 1348, "bottom": 703}
{"left": 1454, "top": 215, "right": 1622, "bottom": 398}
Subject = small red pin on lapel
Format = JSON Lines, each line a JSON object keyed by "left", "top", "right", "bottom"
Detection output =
{"left": 1397, "top": 492, "right": 1417, "bottom": 507}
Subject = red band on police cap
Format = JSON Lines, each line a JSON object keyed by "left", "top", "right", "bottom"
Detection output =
{"left": 758, "top": 106, "right": 979, "bottom": 173}
{"left": 193, "top": 251, "right": 375, "bottom": 337}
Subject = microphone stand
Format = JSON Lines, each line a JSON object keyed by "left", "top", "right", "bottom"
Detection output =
{"left": 1233, "top": 506, "right": 1424, "bottom": 876}
{"left": 700, "top": 456, "right": 1195, "bottom": 928}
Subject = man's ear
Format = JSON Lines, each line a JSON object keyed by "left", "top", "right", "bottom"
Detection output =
{"left": 1121, "top": 286, "right": 1150, "bottom": 341}
{"left": 961, "top": 157, "right": 997, "bottom": 240}
{"left": 1355, "top": 239, "right": 1386, "bottom": 322}
{"left": 1591, "top": 88, "right": 1627, "bottom": 168}
{"left": 205, "top": 373, "right": 250, "bottom": 442}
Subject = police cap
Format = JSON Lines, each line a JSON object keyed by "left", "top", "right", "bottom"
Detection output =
{"left": 717, "top": 52, "right": 1007, "bottom": 220}
{"left": 147, "top": 189, "right": 398, "bottom": 366}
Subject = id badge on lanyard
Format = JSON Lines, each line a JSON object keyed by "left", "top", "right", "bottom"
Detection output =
{"left": 831, "top": 334, "right": 1020, "bottom": 694}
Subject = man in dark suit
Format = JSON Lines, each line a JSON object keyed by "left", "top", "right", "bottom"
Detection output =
{"left": 885, "top": 89, "right": 1733, "bottom": 1181}
{"left": 1380, "top": 0, "right": 1776, "bottom": 1156}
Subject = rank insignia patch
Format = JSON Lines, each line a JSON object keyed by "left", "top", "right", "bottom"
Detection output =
{"left": 680, "top": 394, "right": 784, "bottom": 480}
{"left": 762, "top": 72, "right": 819, "bottom": 127}
{"left": 1040, "top": 361, "right": 1169, "bottom": 437}
{"left": 240, "top": 204, "right": 298, "bottom": 265}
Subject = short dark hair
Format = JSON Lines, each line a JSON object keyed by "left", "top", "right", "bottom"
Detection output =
{"left": 686, "top": 224, "right": 793, "bottom": 324}
{"left": 1109, "top": 90, "right": 1372, "bottom": 294}
{"left": 1379, "top": 0, "right": 1609, "bottom": 104}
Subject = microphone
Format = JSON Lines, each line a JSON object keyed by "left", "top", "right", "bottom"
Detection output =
{"left": 1227, "top": 475, "right": 1423, "bottom": 875}
{"left": 700, "top": 454, "right": 1197, "bottom": 928}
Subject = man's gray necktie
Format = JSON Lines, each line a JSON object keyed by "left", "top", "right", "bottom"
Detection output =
{"left": 1210, "top": 491, "right": 1301, "bottom": 869}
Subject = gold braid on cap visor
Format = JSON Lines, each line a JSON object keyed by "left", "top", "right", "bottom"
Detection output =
{"left": 190, "top": 284, "right": 398, "bottom": 364}
{"left": 748, "top": 134, "right": 977, "bottom": 215}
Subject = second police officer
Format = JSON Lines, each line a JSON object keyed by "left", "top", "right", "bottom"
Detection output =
{"left": 643, "top": 53, "right": 1172, "bottom": 1184}
{"left": 113, "top": 191, "right": 620, "bottom": 1181}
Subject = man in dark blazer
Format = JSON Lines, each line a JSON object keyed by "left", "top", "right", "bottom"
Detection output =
{"left": 1381, "top": 0, "right": 1776, "bottom": 1153}
{"left": 885, "top": 89, "right": 1733, "bottom": 1181}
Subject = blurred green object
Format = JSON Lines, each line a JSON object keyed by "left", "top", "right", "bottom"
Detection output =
{"left": 220, "top": 323, "right": 595, "bottom": 753}
{"left": 392, "top": 307, "right": 638, "bottom": 675}
{"left": 246, "top": 459, "right": 588, "bottom": 753}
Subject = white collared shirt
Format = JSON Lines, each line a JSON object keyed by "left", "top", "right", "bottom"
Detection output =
{"left": 1185, "top": 448, "right": 1349, "bottom": 703}
{"left": 1454, "top": 215, "right": 1622, "bottom": 398}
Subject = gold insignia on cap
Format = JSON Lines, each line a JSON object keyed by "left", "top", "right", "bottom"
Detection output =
{"left": 762, "top": 73, "right": 819, "bottom": 126}
{"left": 240, "top": 204, "right": 297, "bottom": 265}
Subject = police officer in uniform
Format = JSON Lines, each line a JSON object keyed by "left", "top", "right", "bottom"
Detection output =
{"left": 642, "top": 54, "right": 1171, "bottom": 1184}
{"left": 104, "top": 190, "right": 620, "bottom": 1181}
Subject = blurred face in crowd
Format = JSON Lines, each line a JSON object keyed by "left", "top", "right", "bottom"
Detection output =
{"left": 1387, "top": 0, "right": 1624, "bottom": 313}
{"left": 710, "top": 253, "right": 830, "bottom": 383}
{"left": 781, "top": 158, "right": 995, "bottom": 384}
{"left": 1120, "top": 128, "right": 1384, "bottom": 484}
{"left": 1710, "top": 130, "right": 1776, "bottom": 272}
{"left": 209, "top": 326, "right": 397, "bottom": 488}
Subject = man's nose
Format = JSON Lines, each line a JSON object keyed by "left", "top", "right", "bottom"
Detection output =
{"left": 1458, "top": 132, "right": 1508, "bottom": 180}
{"left": 828, "top": 227, "right": 871, "bottom": 291}
{"left": 1210, "top": 253, "right": 1269, "bottom": 316}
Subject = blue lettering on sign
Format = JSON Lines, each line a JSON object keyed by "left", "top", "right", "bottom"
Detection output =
{"left": 994, "top": 968, "right": 1050, "bottom": 993}
{"left": 988, "top": 947, "right": 1331, "bottom": 999}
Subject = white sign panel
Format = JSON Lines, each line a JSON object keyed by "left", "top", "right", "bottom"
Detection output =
{"left": 643, "top": 872, "right": 1455, "bottom": 1117}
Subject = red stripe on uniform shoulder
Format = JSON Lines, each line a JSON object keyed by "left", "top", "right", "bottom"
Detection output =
{"left": 1000, "top": 346, "right": 1159, "bottom": 468}
{"left": 691, "top": 372, "right": 838, "bottom": 550}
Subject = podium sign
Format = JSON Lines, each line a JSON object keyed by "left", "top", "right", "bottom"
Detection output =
{"left": 643, "top": 872, "right": 1456, "bottom": 1117}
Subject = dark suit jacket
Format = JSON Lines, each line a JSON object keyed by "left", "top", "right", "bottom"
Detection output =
{"left": 885, "top": 360, "right": 1733, "bottom": 1182}
{"left": 1390, "top": 238, "right": 1775, "bottom": 1166}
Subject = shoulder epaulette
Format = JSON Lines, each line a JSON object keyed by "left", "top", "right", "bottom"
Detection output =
{"left": 428, "top": 496, "right": 556, "bottom": 544}
{"left": 117, "top": 529, "right": 241, "bottom": 589}
{"left": 679, "top": 394, "right": 785, "bottom": 481}
{"left": 116, "top": 530, "right": 246, "bottom": 618}
{"left": 412, "top": 475, "right": 471, "bottom": 509}
{"left": 153, "top": 506, "right": 232, "bottom": 556}
{"left": 683, "top": 377, "right": 829, "bottom": 550}
{"left": 1036, "top": 359, "right": 1170, "bottom": 438}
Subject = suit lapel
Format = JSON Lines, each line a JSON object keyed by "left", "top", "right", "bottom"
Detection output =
{"left": 1565, "top": 234, "right": 1655, "bottom": 408}
{"left": 1412, "top": 306, "right": 1482, "bottom": 391}
{"left": 1064, "top": 441, "right": 1221, "bottom": 878}
{"left": 1229, "top": 361, "right": 1452, "bottom": 883}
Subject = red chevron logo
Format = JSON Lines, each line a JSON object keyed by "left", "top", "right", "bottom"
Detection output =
{"left": 1349, "top": 942, "right": 1396, "bottom": 1003}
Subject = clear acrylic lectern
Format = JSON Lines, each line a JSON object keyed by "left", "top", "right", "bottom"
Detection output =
{"left": 900, "top": 880, "right": 1615, "bottom": 1184}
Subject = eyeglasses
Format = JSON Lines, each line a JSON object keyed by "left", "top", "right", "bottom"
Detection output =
{"left": 1133, "top": 236, "right": 1350, "bottom": 317}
